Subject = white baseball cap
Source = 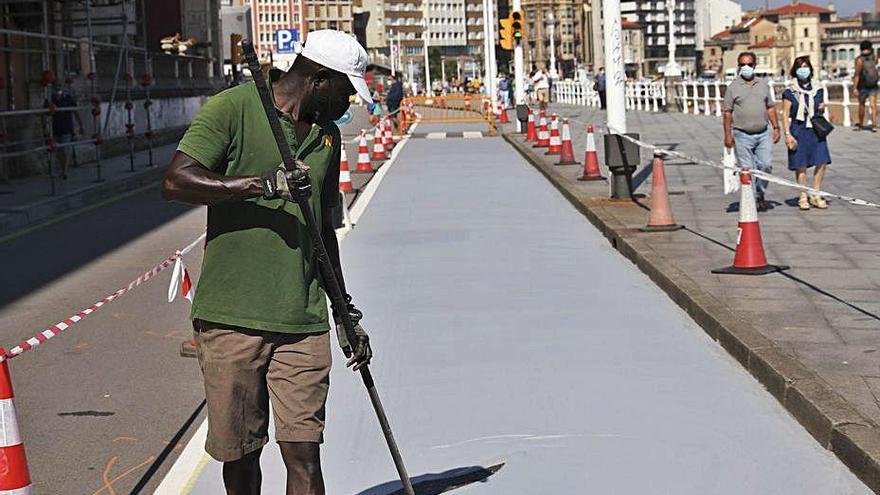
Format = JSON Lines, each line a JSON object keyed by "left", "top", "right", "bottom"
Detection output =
{"left": 297, "top": 30, "right": 373, "bottom": 104}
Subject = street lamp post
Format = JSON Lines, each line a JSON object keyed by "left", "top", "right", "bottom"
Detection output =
{"left": 663, "top": 0, "right": 682, "bottom": 77}
{"left": 423, "top": 18, "right": 431, "bottom": 92}
{"left": 390, "top": 30, "right": 396, "bottom": 76}
{"left": 547, "top": 12, "right": 558, "bottom": 79}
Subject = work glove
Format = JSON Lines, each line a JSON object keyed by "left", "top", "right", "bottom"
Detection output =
{"left": 261, "top": 162, "right": 311, "bottom": 202}
{"left": 334, "top": 294, "right": 373, "bottom": 371}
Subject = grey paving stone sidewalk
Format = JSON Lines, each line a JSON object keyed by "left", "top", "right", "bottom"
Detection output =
{"left": 0, "top": 143, "right": 178, "bottom": 236}
{"left": 506, "top": 104, "right": 880, "bottom": 434}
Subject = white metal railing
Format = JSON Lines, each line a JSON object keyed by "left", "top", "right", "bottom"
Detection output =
{"left": 551, "top": 78, "right": 858, "bottom": 127}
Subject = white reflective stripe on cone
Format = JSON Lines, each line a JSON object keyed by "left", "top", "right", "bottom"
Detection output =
{"left": 739, "top": 174, "right": 758, "bottom": 223}
{"left": 340, "top": 170, "right": 351, "bottom": 182}
{"left": 0, "top": 399, "right": 21, "bottom": 447}
{"left": 562, "top": 122, "right": 571, "bottom": 141}
{"left": 0, "top": 485, "right": 32, "bottom": 495}
{"left": 586, "top": 130, "right": 596, "bottom": 152}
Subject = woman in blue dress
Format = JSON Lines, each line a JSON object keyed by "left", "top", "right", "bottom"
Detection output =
{"left": 782, "top": 56, "right": 831, "bottom": 210}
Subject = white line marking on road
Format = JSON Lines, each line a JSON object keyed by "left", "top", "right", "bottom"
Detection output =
{"left": 425, "top": 132, "right": 446, "bottom": 139}
{"left": 155, "top": 123, "right": 418, "bottom": 495}
{"left": 462, "top": 131, "right": 483, "bottom": 139}
{"left": 152, "top": 416, "right": 209, "bottom": 495}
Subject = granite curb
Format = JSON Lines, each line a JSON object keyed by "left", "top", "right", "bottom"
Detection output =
{"left": 503, "top": 131, "right": 880, "bottom": 494}
{"left": 0, "top": 164, "right": 167, "bottom": 238}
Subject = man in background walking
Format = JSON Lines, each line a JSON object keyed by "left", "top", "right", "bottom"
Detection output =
{"left": 723, "top": 51, "right": 780, "bottom": 212}
{"left": 854, "top": 40, "right": 879, "bottom": 132}
{"left": 595, "top": 67, "right": 607, "bottom": 109}
{"left": 51, "top": 85, "right": 84, "bottom": 180}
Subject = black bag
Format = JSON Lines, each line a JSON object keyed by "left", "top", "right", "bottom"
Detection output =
{"left": 811, "top": 115, "right": 834, "bottom": 138}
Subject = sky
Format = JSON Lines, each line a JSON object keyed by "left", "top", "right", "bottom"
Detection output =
{"left": 738, "top": 0, "right": 872, "bottom": 16}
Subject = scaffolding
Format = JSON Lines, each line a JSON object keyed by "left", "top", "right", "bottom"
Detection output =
{"left": 0, "top": 0, "right": 218, "bottom": 195}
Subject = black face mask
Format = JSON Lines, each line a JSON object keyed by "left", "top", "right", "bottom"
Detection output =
{"left": 301, "top": 80, "right": 351, "bottom": 125}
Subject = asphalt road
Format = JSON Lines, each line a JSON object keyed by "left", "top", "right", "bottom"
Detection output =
{"left": 0, "top": 185, "right": 207, "bottom": 495}
{"left": 0, "top": 104, "right": 378, "bottom": 494}
{"left": 187, "top": 125, "right": 871, "bottom": 494}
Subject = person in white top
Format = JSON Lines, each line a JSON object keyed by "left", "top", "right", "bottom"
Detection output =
{"left": 531, "top": 69, "right": 550, "bottom": 109}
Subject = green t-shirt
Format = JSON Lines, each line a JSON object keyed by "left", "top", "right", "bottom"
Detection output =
{"left": 177, "top": 82, "right": 341, "bottom": 334}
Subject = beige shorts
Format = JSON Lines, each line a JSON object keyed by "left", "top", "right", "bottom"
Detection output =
{"left": 537, "top": 88, "right": 549, "bottom": 103}
{"left": 193, "top": 319, "right": 331, "bottom": 462}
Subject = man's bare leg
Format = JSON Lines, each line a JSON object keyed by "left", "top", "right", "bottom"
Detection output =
{"left": 223, "top": 448, "right": 263, "bottom": 495}
{"left": 279, "top": 442, "right": 324, "bottom": 495}
{"left": 859, "top": 100, "right": 867, "bottom": 128}
{"left": 871, "top": 96, "right": 878, "bottom": 128}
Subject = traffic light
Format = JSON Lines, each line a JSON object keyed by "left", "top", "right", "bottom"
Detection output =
{"left": 511, "top": 11, "right": 524, "bottom": 41}
{"left": 499, "top": 17, "right": 514, "bottom": 51}
{"left": 230, "top": 33, "right": 243, "bottom": 65}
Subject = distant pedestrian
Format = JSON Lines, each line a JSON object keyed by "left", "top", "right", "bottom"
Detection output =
{"left": 531, "top": 68, "right": 550, "bottom": 110}
{"left": 722, "top": 51, "right": 781, "bottom": 212}
{"left": 782, "top": 56, "right": 831, "bottom": 210}
{"left": 368, "top": 89, "right": 384, "bottom": 125}
{"left": 853, "top": 40, "right": 879, "bottom": 131}
{"left": 50, "top": 85, "right": 84, "bottom": 180}
{"left": 595, "top": 67, "right": 607, "bottom": 109}
{"left": 498, "top": 74, "right": 510, "bottom": 108}
{"left": 385, "top": 74, "right": 403, "bottom": 118}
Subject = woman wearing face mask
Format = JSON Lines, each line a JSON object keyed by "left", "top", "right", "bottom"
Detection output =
{"left": 781, "top": 56, "right": 831, "bottom": 210}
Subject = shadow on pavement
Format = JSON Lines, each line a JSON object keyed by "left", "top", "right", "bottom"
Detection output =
{"left": 356, "top": 463, "right": 505, "bottom": 495}
{"left": 686, "top": 227, "right": 880, "bottom": 323}
{"left": 0, "top": 186, "right": 196, "bottom": 310}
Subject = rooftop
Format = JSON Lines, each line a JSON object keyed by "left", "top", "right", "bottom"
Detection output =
{"left": 763, "top": 2, "right": 832, "bottom": 16}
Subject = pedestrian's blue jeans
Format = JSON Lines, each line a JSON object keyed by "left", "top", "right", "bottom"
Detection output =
{"left": 732, "top": 128, "right": 773, "bottom": 196}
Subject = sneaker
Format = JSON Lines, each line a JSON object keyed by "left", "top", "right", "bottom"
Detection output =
{"left": 757, "top": 195, "right": 769, "bottom": 212}
{"left": 853, "top": 125, "right": 863, "bottom": 131}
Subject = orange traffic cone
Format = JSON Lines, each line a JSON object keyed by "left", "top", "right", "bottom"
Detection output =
{"left": 498, "top": 102, "right": 510, "bottom": 123}
{"left": 355, "top": 131, "right": 373, "bottom": 173}
{"left": 534, "top": 113, "right": 549, "bottom": 148}
{"left": 0, "top": 352, "right": 32, "bottom": 494}
{"left": 545, "top": 114, "right": 561, "bottom": 155}
{"left": 577, "top": 124, "right": 605, "bottom": 181}
{"left": 641, "top": 151, "right": 683, "bottom": 231}
{"left": 556, "top": 118, "right": 579, "bottom": 165}
{"left": 525, "top": 110, "right": 537, "bottom": 142}
{"left": 712, "top": 170, "right": 789, "bottom": 275}
{"left": 339, "top": 143, "right": 356, "bottom": 193}
{"left": 371, "top": 129, "right": 388, "bottom": 161}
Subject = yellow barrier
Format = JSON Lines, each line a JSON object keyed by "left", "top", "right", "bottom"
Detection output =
{"left": 400, "top": 94, "right": 496, "bottom": 136}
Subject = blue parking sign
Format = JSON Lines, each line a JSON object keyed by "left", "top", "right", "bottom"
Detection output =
{"left": 276, "top": 29, "right": 299, "bottom": 54}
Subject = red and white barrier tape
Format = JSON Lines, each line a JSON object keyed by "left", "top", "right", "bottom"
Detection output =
{"left": 4, "top": 233, "right": 206, "bottom": 361}
{"left": 566, "top": 116, "right": 880, "bottom": 209}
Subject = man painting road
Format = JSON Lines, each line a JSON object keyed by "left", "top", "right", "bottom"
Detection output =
{"left": 723, "top": 51, "right": 780, "bottom": 212}
{"left": 162, "top": 30, "right": 373, "bottom": 495}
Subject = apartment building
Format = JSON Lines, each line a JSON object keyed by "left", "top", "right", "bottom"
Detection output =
{"left": 521, "top": 0, "right": 586, "bottom": 76}
{"left": 362, "top": 0, "right": 486, "bottom": 79}
{"left": 621, "top": 0, "right": 698, "bottom": 75}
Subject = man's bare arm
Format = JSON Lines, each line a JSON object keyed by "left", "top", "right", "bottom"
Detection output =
{"left": 162, "top": 151, "right": 263, "bottom": 205}
{"left": 723, "top": 111, "right": 734, "bottom": 148}
{"left": 854, "top": 58, "right": 863, "bottom": 92}
{"left": 321, "top": 207, "right": 347, "bottom": 296}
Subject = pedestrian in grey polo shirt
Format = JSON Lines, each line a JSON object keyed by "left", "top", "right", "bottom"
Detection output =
{"left": 723, "top": 51, "right": 781, "bottom": 212}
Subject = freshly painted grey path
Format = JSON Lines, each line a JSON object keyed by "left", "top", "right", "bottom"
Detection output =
{"left": 188, "top": 126, "right": 871, "bottom": 494}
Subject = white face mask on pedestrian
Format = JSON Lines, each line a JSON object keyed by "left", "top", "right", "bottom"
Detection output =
{"left": 739, "top": 64, "right": 755, "bottom": 80}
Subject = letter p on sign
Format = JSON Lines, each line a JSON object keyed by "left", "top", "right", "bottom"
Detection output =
{"left": 276, "top": 29, "right": 299, "bottom": 54}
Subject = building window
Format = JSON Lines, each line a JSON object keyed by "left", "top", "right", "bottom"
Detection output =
{"left": 803, "top": 28, "right": 808, "bottom": 37}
